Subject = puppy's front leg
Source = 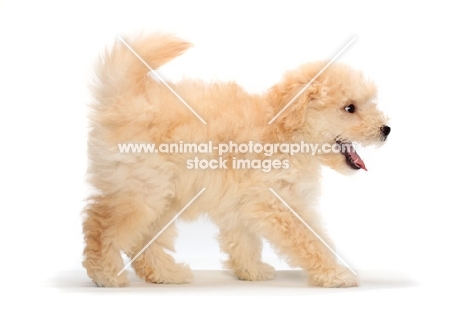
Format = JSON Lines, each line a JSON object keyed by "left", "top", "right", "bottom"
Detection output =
{"left": 244, "top": 194, "right": 358, "bottom": 287}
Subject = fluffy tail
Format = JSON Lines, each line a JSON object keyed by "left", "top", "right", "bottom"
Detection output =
{"left": 93, "top": 33, "right": 192, "bottom": 97}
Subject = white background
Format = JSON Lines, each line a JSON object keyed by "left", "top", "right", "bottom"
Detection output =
{"left": 1, "top": 0, "right": 467, "bottom": 309}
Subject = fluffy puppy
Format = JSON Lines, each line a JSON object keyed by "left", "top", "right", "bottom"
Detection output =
{"left": 82, "top": 34, "right": 390, "bottom": 288}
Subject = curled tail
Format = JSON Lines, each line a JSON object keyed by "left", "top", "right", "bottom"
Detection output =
{"left": 93, "top": 33, "right": 192, "bottom": 97}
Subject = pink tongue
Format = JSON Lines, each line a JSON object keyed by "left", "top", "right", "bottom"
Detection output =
{"left": 348, "top": 144, "right": 367, "bottom": 171}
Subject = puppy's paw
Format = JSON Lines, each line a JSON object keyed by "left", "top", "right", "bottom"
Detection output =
{"left": 309, "top": 266, "right": 358, "bottom": 288}
{"left": 234, "top": 262, "right": 276, "bottom": 281}
{"left": 145, "top": 262, "right": 194, "bottom": 284}
{"left": 90, "top": 270, "right": 130, "bottom": 287}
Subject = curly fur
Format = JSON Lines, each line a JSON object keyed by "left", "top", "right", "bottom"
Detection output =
{"left": 82, "top": 33, "right": 389, "bottom": 288}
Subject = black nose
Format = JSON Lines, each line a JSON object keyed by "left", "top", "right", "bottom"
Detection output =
{"left": 380, "top": 125, "right": 391, "bottom": 137}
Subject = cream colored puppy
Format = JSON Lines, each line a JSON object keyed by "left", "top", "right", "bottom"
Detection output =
{"left": 82, "top": 34, "right": 390, "bottom": 288}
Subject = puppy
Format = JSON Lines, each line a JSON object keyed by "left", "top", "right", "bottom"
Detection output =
{"left": 82, "top": 33, "right": 390, "bottom": 288}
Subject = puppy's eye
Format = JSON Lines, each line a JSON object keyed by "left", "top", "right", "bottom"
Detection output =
{"left": 344, "top": 104, "right": 355, "bottom": 113}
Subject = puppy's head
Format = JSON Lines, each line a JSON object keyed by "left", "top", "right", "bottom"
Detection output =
{"left": 269, "top": 61, "right": 390, "bottom": 173}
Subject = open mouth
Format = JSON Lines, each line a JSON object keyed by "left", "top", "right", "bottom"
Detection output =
{"left": 336, "top": 141, "right": 367, "bottom": 171}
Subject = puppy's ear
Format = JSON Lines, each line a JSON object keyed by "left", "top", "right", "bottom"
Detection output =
{"left": 270, "top": 83, "right": 322, "bottom": 132}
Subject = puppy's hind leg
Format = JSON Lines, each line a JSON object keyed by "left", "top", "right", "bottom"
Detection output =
{"left": 217, "top": 226, "right": 275, "bottom": 281}
{"left": 82, "top": 198, "right": 129, "bottom": 287}
{"left": 83, "top": 191, "right": 168, "bottom": 287}
{"left": 130, "top": 212, "right": 193, "bottom": 284}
